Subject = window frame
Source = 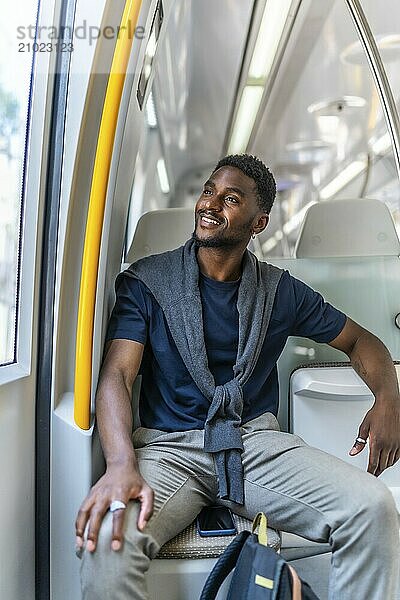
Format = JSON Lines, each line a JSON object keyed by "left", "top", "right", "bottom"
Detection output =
{"left": 0, "top": 0, "right": 54, "bottom": 385}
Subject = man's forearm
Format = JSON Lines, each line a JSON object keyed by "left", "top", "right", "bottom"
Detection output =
{"left": 76, "top": 340, "right": 152, "bottom": 550}
{"left": 349, "top": 330, "right": 399, "bottom": 404}
{"left": 96, "top": 370, "right": 138, "bottom": 469}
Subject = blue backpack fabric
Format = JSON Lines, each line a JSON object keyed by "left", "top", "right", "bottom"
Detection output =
{"left": 199, "top": 513, "right": 319, "bottom": 600}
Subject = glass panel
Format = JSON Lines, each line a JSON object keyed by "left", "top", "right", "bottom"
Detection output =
{"left": 356, "top": 0, "right": 400, "bottom": 237}
{"left": 0, "top": 3, "right": 38, "bottom": 364}
{"left": 361, "top": 1, "right": 400, "bottom": 105}
{"left": 251, "top": 0, "right": 400, "bottom": 256}
{"left": 269, "top": 255, "right": 400, "bottom": 429}
{"left": 136, "top": 0, "right": 164, "bottom": 109}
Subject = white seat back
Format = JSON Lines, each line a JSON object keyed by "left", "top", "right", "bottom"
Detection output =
{"left": 290, "top": 365, "right": 400, "bottom": 510}
{"left": 295, "top": 198, "right": 400, "bottom": 258}
{"left": 270, "top": 199, "right": 400, "bottom": 431}
{"left": 126, "top": 207, "right": 194, "bottom": 263}
{"left": 125, "top": 207, "right": 194, "bottom": 429}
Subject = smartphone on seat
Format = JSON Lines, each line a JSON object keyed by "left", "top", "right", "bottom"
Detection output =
{"left": 196, "top": 506, "right": 237, "bottom": 537}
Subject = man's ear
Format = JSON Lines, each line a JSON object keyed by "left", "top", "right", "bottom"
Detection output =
{"left": 253, "top": 213, "right": 269, "bottom": 235}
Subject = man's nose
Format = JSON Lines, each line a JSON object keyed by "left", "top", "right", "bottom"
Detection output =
{"left": 203, "top": 193, "right": 223, "bottom": 211}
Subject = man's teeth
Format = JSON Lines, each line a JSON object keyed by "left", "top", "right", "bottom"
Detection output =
{"left": 202, "top": 216, "right": 220, "bottom": 225}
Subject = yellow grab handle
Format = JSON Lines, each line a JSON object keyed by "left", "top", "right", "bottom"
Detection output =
{"left": 74, "top": 0, "right": 142, "bottom": 429}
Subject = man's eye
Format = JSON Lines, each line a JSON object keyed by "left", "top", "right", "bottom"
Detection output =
{"left": 226, "top": 196, "right": 238, "bottom": 203}
{"left": 203, "top": 189, "right": 212, "bottom": 195}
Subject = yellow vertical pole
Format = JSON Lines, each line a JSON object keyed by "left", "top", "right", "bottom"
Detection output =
{"left": 74, "top": 0, "right": 142, "bottom": 429}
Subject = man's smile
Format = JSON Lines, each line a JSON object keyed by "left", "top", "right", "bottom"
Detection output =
{"left": 198, "top": 212, "right": 225, "bottom": 228}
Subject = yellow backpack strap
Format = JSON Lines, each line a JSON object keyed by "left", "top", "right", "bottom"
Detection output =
{"left": 252, "top": 512, "right": 268, "bottom": 547}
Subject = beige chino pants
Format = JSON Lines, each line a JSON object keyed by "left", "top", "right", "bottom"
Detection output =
{"left": 80, "top": 412, "right": 399, "bottom": 600}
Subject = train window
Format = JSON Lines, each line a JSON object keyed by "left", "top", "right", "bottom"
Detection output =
{"left": 249, "top": 0, "right": 400, "bottom": 257}
{"left": 361, "top": 1, "right": 400, "bottom": 101}
{"left": 356, "top": 1, "right": 400, "bottom": 227}
{"left": 137, "top": 0, "right": 164, "bottom": 110}
{"left": 125, "top": 85, "right": 172, "bottom": 261}
{"left": 0, "top": 3, "right": 38, "bottom": 365}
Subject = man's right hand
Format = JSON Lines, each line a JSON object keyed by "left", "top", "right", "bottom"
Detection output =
{"left": 75, "top": 463, "right": 154, "bottom": 553}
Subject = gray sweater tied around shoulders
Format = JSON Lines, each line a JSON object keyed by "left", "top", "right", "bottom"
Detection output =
{"left": 122, "top": 238, "right": 283, "bottom": 504}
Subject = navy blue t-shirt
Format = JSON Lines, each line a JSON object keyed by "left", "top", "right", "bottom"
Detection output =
{"left": 106, "top": 269, "right": 346, "bottom": 431}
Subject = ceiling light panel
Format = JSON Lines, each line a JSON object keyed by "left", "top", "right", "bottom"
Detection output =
{"left": 146, "top": 92, "right": 157, "bottom": 128}
{"left": 319, "top": 160, "right": 366, "bottom": 200}
{"left": 157, "top": 158, "right": 170, "bottom": 194}
{"left": 249, "top": 0, "right": 293, "bottom": 80}
{"left": 371, "top": 132, "right": 392, "bottom": 154}
{"left": 228, "top": 86, "right": 264, "bottom": 154}
{"left": 227, "top": 0, "right": 295, "bottom": 154}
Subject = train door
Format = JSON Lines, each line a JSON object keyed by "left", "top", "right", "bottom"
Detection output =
{"left": 47, "top": 1, "right": 169, "bottom": 598}
{"left": 0, "top": 0, "right": 58, "bottom": 597}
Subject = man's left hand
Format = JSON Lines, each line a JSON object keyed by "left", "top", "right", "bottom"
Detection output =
{"left": 349, "top": 401, "right": 400, "bottom": 476}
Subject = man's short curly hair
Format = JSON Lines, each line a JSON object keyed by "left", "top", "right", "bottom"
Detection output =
{"left": 213, "top": 154, "right": 276, "bottom": 214}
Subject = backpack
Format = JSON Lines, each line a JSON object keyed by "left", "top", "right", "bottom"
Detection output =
{"left": 199, "top": 513, "right": 319, "bottom": 600}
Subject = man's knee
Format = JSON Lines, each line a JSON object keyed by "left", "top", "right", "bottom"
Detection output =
{"left": 80, "top": 503, "right": 158, "bottom": 596}
{"left": 80, "top": 513, "right": 119, "bottom": 596}
{"left": 360, "top": 478, "right": 396, "bottom": 514}
{"left": 350, "top": 477, "right": 399, "bottom": 538}
{"left": 368, "top": 479, "right": 398, "bottom": 520}
{"left": 82, "top": 502, "right": 157, "bottom": 560}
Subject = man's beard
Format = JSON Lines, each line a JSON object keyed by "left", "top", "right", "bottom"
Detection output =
{"left": 192, "top": 216, "right": 254, "bottom": 249}
{"left": 191, "top": 231, "right": 243, "bottom": 248}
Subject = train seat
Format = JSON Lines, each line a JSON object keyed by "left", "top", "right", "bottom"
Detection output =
{"left": 125, "top": 207, "right": 195, "bottom": 263}
{"left": 270, "top": 197, "right": 400, "bottom": 483}
{"left": 290, "top": 363, "right": 400, "bottom": 509}
{"left": 294, "top": 197, "right": 400, "bottom": 258}
{"left": 156, "top": 515, "right": 280, "bottom": 560}
{"left": 269, "top": 197, "right": 400, "bottom": 433}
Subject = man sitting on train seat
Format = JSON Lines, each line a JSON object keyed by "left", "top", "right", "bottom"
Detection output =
{"left": 76, "top": 154, "right": 400, "bottom": 600}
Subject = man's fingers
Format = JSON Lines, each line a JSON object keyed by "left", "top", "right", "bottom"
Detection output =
{"left": 374, "top": 449, "right": 390, "bottom": 477}
{"left": 380, "top": 448, "right": 398, "bottom": 472}
{"left": 111, "top": 482, "right": 154, "bottom": 546}
{"left": 349, "top": 421, "right": 370, "bottom": 456}
{"left": 368, "top": 447, "right": 382, "bottom": 476}
{"left": 76, "top": 474, "right": 154, "bottom": 552}
{"left": 382, "top": 449, "right": 394, "bottom": 471}
{"left": 111, "top": 509, "right": 127, "bottom": 551}
{"left": 137, "top": 486, "right": 154, "bottom": 531}
{"left": 87, "top": 506, "right": 108, "bottom": 552}
{"left": 349, "top": 439, "right": 367, "bottom": 456}
{"left": 349, "top": 434, "right": 369, "bottom": 456}
{"left": 75, "top": 502, "right": 93, "bottom": 548}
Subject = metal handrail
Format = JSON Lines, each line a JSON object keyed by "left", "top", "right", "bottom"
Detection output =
{"left": 74, "top": 0, "right": 142, "bottom": 429}
{"left": 345, "top": 0, "right": 400, "bottom": 181}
